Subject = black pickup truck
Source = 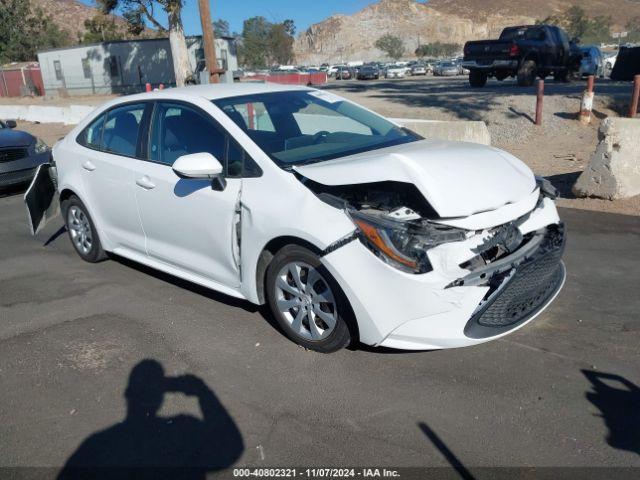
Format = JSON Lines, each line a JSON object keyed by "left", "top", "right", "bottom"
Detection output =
{"left": 462, "top": 25, "right": 582, "bottom": 88}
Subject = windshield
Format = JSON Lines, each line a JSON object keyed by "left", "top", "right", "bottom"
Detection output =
{"left": 213, "top": 90, "right": 420, "bottom": 167}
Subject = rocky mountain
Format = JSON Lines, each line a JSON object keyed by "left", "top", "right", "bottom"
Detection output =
{"left": 294, "top": 0, "right": 640, "bottom": 64}
{"left": 31, "top": 0, "right": 144, "bottom": 42}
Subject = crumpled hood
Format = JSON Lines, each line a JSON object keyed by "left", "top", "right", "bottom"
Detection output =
{"left": 294, "top": 139, "right": 536, "bottom": 218}
{"left": 0, "top": 129, "right": 35, "bottom": 148}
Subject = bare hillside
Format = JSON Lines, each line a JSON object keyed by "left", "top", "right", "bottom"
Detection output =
{"left": 294, "top": 0, "right": 639, "bottom": 64}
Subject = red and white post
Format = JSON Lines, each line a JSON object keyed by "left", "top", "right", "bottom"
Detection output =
{"left": 535, "top": 79, "right": 544, "bottom": 126}
{"left": 579, "top": 75, "right": 595, "bottom": 125}
{"left": 629, "top": 75, "right": 640, "bottom": 118}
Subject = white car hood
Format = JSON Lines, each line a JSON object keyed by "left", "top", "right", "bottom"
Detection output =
{"left": 294, "top": 139, "right": 536, "bottom": 218}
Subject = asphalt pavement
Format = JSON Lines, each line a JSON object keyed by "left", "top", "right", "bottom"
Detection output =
{"left": 0, "top": 187, "right": 639, "bottom": 477}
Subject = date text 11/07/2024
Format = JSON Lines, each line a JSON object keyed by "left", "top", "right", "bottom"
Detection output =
{"left": 232, "top": 468, "right": 401, "bottom": 478}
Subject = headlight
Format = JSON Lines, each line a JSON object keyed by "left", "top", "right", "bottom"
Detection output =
{"left": 349, "top": 210, "right": 468, "bottom": 274}
{"left": 34, "top": 138, "right": 49, "bottom": 154}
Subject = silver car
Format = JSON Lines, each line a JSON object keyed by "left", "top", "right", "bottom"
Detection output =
{"left": 434, "top": 62, "right": 459, "bottom": 76}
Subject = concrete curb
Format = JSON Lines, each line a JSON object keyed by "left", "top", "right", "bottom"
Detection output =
{"left": 0, "top": 104, "right": 96, "bottom": 125}
{"left": 391, "top": 118, "right": 491, "bottom": 145}
{"left": 0, "top": 105, "right": 491, "bottom": 146}
{"left": 573, "top": 117, "right": 640, "bottom": 200}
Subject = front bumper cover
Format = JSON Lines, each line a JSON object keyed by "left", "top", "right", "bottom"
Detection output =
{"left": 462, "top": 224, "right": 566, "bottom": 339}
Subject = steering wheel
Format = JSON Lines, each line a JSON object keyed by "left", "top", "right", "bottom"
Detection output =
{"left": 311, "top": 130, "right": 330, "bottom": 144}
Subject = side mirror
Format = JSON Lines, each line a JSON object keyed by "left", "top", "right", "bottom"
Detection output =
{"left": 173, "top": 152, "right": 223, "bottom": 179}
{"left": 5, "top": 120, "right": 17, "bottom": 129}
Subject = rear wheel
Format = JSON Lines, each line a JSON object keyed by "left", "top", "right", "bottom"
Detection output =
{"left": 469, "top": 70, "right": 488, "bottom": 88}
{"left": 517, "top": 60, "right": 537, "bottom": 87}
{"left": 266, "top": 245, "right": 353, "bottom": 353}
{"left": 62, "top": 195, "right": 107, "bottom": 263}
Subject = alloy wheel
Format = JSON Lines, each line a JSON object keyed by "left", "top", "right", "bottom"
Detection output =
{"left": 67, "top": 205, "right": 93, "bottom": 255}
{"left": 274, "top": 261, "right": 338, "bottom": 341}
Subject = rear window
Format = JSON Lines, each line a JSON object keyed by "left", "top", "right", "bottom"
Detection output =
{"left": 500, "top": 27, "right": 545, "bottom": 41}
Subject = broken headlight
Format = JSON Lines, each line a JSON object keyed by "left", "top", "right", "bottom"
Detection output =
{"left": 349, "top": 210, "right": 468, "bottom": 274}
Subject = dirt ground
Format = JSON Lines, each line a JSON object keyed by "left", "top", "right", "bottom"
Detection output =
{"left": 7, "top": 75, "right": 639, "bottom": 216}
{"left": 324, "top": 76, "right": 639, "bottom": 216}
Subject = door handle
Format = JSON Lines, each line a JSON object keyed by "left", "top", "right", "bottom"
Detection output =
{"left": 82, "top": 160, "right": 96, "bottom": 172}
{"left": 135, "top": 176, "right": 156, "bottom": 190}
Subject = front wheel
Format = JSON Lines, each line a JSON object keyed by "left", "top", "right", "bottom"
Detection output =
{"left": 266, "top": 245, "right": 353, "bottom": 353}
{"left": 469, "top": 70, "right": 488, "bottom": 88}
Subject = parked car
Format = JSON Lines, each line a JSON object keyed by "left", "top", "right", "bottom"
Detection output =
{"left": 385, "top": 65, "right": 406, "bottom": 78}
{"left": 26, "top": 84, "right": 566, "bottom": 353}
{"left": 410, "top": 64, "right": 428, "bottom": 76}
{"left": 327, "top": 65, "right": 340, "bottom": 77}
{"left": 604, "top": 52, "right": 617, "bottom": 72}
{"left": 335, "top": 66, "right": 352, "bottom": 80}
{"left": 462, "top": 24, "right": 582, "bottom": 87}
{"left": 357, "top": 65, "right": 380, "bottom": 80}
{"left": 433, "top": 62, "right": 459, "bottom": 76}
{"left": 580, "top": 46, "right": 605, "bottom": 78}
{"left": 0, "top": 119, "right": 50, "bottom": 189}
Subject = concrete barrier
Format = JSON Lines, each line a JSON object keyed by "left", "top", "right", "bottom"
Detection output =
{"left": 0, "top": 104, "right": 96, "bottom": 125}
{"left": 392, "top": 118, "right": 491, "bottom": 145}
{"left": 573, "top": 117, "right": 640, "bottom": 200}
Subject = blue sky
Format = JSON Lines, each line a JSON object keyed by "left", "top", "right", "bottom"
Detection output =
{"left": 80, "top": 0, "right": 377, "bottom": 36}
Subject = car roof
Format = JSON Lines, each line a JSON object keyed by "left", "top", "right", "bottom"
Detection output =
{"left": 103, "top": 83, "right": 313, "bottom": 107}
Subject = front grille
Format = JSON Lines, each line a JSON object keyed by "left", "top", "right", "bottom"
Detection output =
{"left": 464, "top": 225, "right": 565, "bottom": 339}
{"left": 0, "top": 148, "right": 28, "bottom": 163}
{"left": 0, "top": 167, "right": 37, "bottom": 186}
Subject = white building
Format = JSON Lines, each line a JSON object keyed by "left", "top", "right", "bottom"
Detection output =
{"left": 37, "top": 36, "right": 238, "bottom": 96}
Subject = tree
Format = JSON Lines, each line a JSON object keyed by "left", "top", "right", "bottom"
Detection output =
{"left": 538, "top": 5, "right": 612, "bottom": 44}
{"left": 97, "top": 0, "right": 191, "bottom": 87}
{"left": 212, "top": 18, "right": 229, "bottom": 37}
{"left": 375, "top": 34, "right": 405, "bottom": 60}
{"left": 415, "top": 42, "right": 460, "bottom": 59}
{"left": 626, "top": 16, "right": 640, "bottom": 42}
{"left": 0, "top": 0, "right": 70, "bottom": 63}
{"left": 82, "top": 13, "right": 125, "bottom": 43}
{"left": 239, "top": 17, "right": 296, "bottom": 68}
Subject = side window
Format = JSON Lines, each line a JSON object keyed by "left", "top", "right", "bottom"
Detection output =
{"left": 78, "top": 113, "right": 106, "bottom": 149}
{"left": 150, "top": 102, "right": 226, "bottom": 166}
{"left": 226, "top": 138, "right": 262, "bottom": 178}
{"left": 102, "top": 103, "right": 146, "bottom": 157}
{"left": 525, "top": 28, "right": 546, "bottom": 41}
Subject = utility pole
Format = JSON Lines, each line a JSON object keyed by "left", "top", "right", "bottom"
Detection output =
{"left": 197, "top": 0, "right": 221, "bottom": 83}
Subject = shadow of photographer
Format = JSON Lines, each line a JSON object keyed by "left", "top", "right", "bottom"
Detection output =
{"left": 58, "top": 359, "right": 244, "bottom": 479}
{"left": 583, "top": 369, "right": 640, "bottom": 456}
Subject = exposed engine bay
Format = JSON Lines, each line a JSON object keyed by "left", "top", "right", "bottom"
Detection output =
{"left": 297, "top": 176, "right": 539, "bottom": 276}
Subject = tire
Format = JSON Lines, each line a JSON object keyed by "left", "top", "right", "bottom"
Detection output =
{"left": 266, "top": 245, "right": 353, "bottom": 353}
{"left": 469, "top": 70, "right": 488, "bottom": 88}
{"left": 62, "top": 195, "right": 107, "bottom": 263}
{"left": 517, "top": 60, "right": 537, "bottom": 87}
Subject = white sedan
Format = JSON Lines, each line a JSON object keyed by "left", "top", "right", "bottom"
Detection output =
{"left": 26, "top": 83, "right": 565, "bottom": 352}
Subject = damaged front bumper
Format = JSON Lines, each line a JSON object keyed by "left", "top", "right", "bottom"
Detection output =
{"left": 459, "top": 223, "right": 565, "bottom": 339}
{"left": 321, "top": 197, "right": 566, "bottom": 350}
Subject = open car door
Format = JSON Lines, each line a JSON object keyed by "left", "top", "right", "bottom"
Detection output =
{"left": 24, "top": 163, "right": 59, "bottom": 235}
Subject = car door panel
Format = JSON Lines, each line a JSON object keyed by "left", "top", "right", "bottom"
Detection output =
{"left": 76, "top": 104, "right": 148, "bottom": 253}
{"left": 134, "top": 101, "right": 241, "bottom": 288}
{"left": 134, "top": 163, "right": 242, "bottom": 287}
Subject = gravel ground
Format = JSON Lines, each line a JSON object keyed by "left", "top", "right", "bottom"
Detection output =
{"left": 6, "top": 75, "right": 639, "bottom": 216}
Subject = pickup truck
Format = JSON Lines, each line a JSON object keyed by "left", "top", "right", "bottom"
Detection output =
{"left": 462, "top": 25, "right": 582, "bottom": 88}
